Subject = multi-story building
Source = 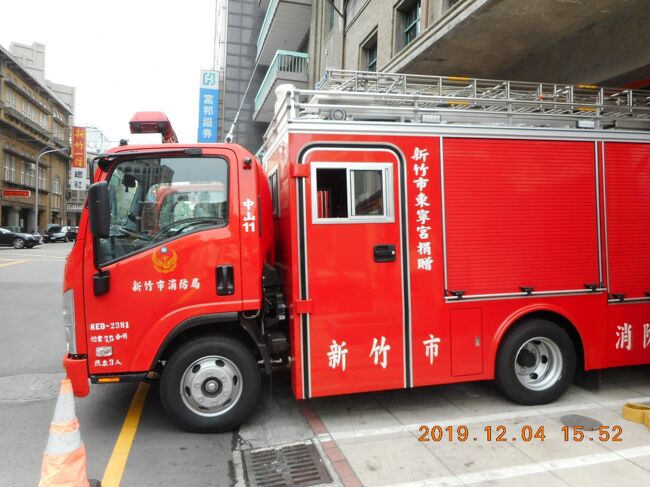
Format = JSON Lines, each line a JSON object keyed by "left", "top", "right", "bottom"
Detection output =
{"left": 217, "top": 0, "right": 650, "bottom": 153}
{"left": 0, "top": 44, "right": 72, "bottom": 232}
{"left": 215, "top": 0, "right": 268, "bottom": 152}
{"left": 9, "top": 42, "right": 82, "bottom": 226}
{"left": 310, "top": 0, "right": 650, "bottom": 87}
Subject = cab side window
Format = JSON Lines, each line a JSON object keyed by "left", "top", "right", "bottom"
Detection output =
{"left": 99, "top": 156, "right": 228, "bottom": 265}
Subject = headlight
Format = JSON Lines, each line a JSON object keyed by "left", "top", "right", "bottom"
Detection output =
{"left": 62, "top": 289, "right": 76, "bottom": 354}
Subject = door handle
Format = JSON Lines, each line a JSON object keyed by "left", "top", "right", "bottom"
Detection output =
{"left": 374, "top": 244, "right": 396, "bottom": 263}
{"left": 216, "top": 265, "right": 234, "bottom": 295}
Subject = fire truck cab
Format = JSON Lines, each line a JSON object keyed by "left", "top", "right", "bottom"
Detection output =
{"left": 63, "top": 74, "right": 650, "bottom": 433}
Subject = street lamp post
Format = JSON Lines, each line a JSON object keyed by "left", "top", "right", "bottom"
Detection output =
{"left": 34, "top": 146, "right": 69, "bottom": 233}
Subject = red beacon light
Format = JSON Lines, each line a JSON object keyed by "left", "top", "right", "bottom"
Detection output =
{"left": 129, "top": 111, "right": 178, "bottom": 144}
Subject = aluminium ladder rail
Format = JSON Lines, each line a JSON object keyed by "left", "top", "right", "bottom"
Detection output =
{"left": 287, "top": 69, "right": 650, "bottom": 130}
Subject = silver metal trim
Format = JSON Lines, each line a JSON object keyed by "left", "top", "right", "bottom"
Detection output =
{"left": 310, "top": 162, "right": 395, "bottom": 224}
{"left": 295, "top": 173, "right": 306, "bottom": 398}
{"left": 608, "top": 297, "right": 650, "bottom": 304}
{"left": 287, "top": 122, "right": 650, "bottom": 143}
{"left": 439, "top": 137, "right": 449, "bottom": 293}
{"left": 301, "top": 177, "right": 311, "bottom": 397}
{"left": 445, "top": 288, "right": 607, "bottom": 302}
{"left": 299, "top": 145, "right": 411, "bottom": 389}
{"left": 601, "top": 142, "right": 611, "bottom": 290}
{"left": 594, "top": 142, "right": 603, "bottom": 286}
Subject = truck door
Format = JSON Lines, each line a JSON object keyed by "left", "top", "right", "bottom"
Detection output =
{"left": 82, "top": 150, "right": 243, "bottom": 375}
{"left": 603, "top": 142, "right": 650, "bottom": 367}
{"left": 300, "top": 147, "right": 406, "bottom": 397}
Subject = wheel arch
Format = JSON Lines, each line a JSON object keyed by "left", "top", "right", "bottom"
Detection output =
{"left": 491, "top": 305, "right": 585, "bottom": 377}
{"left": 150, "top": 313, "right": 260, "bottom": 370}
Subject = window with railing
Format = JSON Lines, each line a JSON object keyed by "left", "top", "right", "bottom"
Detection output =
{"left": 22, "top": 100, "right": 36, "bottom": 121}
{"left": 39, "top": 111, "right": 48, "bottom": 129}
{"left": 53, "top": 176, "right": 62, "bottom": 195}
{"left": 4, "top": 155, "right": 16, "bottom": 182}
{"left": 361, "top": 31, "right": 378, "bottom": 72}
{"left": 5, "top": 88, "right": 18, "bottom": 109}
{"left": 327, "top": 1, "right": 336, "bottom": 32}
{"left": 39, "top": 170, "right": 47, "bottom": 191}
{"left": 402, "top": 0, "right": 421, "bottom": 46}
{"left": 25, "top": 163, "right": 35, "bottom": 187}
{"left": 51, "top": 194, "right": 61, "bottom": 210}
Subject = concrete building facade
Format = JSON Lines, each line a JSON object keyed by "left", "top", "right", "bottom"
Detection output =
{"left": 218, "top": 0, "right": 650, "bottom": 153}
{"left": 309, "top": 0, "right": 650, "bottom": 86}
{"left": 0, "top": 45, "right": 72, "bottom": 232}
{"left": 9, "top": 42, "right": 82, "bottom": 226}
{"left": 215, "top": 0, "right": 268, "bottom": 153}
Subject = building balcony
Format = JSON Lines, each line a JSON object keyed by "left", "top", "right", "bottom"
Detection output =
{"left": 257, "top": 0, "right": 311, "bottom": 65}
{"left": 2, "top": 106, "right": 52, "bottom": 143}
{"left": 254, "top": 51, "right": 309, "bottom": 122}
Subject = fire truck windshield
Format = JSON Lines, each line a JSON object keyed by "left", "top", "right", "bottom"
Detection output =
{"left": 97, "top": 156, "right": 228, "bottom": 265}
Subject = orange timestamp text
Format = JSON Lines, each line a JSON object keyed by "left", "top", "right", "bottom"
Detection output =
{"left": 417, "top": 424, "right": 623, "bottom": 443}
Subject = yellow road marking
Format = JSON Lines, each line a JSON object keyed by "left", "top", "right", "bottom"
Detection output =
{"left": 102, "top": 382, "right": 150, "bottom": 487}
{"left": 0, "top": 259, "right": 29, "bottom": 268}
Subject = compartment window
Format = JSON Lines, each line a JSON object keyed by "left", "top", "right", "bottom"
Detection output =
{"left": 352, "top": 169, "right": 384, "bottom": 216}
{"left": 316, "top": 168, "right": 348, "bottom": 218}
{"left": 313, "top": 164, "right": 393, "bottom": 223}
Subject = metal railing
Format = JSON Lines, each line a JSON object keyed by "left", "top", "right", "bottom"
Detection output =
{"left": 254, "top": 51, "right": 308, "bottom": 115}
{"left": 304, "top": 69, "right": 650, "bottom": 130}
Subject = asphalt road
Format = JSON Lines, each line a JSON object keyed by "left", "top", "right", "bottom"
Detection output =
{"left": 2, "top": 242, "right": 650, "bottom": 487}
{"left": 0, "top": 243, "right": 239, "bottom": 487}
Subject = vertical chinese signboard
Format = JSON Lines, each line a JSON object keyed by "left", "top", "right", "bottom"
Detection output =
{"left": 71, "top": 127, "right": 87, "bottom": 190}
{"left": 197, "top": 70, "right": 219, "bottom": 142}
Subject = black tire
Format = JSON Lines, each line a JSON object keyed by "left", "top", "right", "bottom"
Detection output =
{"left": 160, "top": 335, "right": 261, "bottom": 433}
{"left": 12, "top": 238, "right": 25, "bottom": 249}
{"left": 495, "top": 319, "right": 576, "bottom": 405}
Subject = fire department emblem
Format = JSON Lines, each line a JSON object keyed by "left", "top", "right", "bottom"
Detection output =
{"left": 152, "top": 246, "right": 178, "bottom": 274}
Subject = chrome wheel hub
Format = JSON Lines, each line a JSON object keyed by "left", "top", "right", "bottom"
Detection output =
{"left": 514, "top": 337, "right": 563, "bottom": 391}
{"left": 180, "top": 355, "right": 242, "bottom": 417}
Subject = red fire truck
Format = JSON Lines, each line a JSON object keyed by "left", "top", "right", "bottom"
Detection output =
{"left": 63, "top": 72, "right": 650, "bottom": 432}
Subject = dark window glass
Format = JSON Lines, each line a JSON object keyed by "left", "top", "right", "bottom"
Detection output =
{"left": 315, "top": 168, "right": 347, "bottom": 218}
{"left": 98, "top": 157, "right": 228, "bottom": 265}
{"left": 352, "top": 170, "right": 384, "bottom": 216}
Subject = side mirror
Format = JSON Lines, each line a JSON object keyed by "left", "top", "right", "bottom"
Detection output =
{"left": 88, "top": 182, "right": 110, "bottom": 238}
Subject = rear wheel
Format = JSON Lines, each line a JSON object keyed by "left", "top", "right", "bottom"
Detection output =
{"left": 495, "top": 319, "right": 576, "bottom": 405}
{"left": 12, "top": 238, "right": 25, "bottom": 249}
{"left": 160, "top": 335, "right": 261, "bottom": 433}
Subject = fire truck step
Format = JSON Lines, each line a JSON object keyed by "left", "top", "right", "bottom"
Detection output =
{"left": 242, "top": 441, "right": 332, "bottom": 487}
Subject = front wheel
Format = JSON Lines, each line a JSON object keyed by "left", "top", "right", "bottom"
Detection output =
{"left": 160, "top": 336, "right": 261, "bottom": 433}
{"left": 495, "top": 319, "right": 576, "bottom": 405}
{"left": 12, "top": 238, "right": 25, "bottom": 249}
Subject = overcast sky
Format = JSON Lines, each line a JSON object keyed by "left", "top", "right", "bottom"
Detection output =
{"left": 1, "top": 0, "right": 220, "bottom": 147}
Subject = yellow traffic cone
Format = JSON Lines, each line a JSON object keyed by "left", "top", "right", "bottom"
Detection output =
{"left": 38, "top": 378, "right": 100, "bottom": 487}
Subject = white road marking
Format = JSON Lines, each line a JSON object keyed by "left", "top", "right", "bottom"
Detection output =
{"left": 318, "top": 396, "right": 650, "bottom": 442}
{"left": 392, "top": 445, "right": 650, "bottom": 486}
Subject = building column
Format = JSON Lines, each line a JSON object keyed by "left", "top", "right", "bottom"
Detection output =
{"left": 8, "top": 207, "right": 20, "bottom": 227}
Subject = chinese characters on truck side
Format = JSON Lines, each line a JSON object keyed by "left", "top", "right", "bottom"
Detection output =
{"left": 327, "top": 334, "right": 441, "bottom": 371}
{"left": 615, "top": 322, "right": 650, "bottom": 351}
{"left": 412, "top": 146, "right": 433, "bottom": 272}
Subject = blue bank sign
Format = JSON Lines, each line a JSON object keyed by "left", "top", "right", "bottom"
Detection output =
{"left": 197, "top": 70, "right": 219, "bottom": 142}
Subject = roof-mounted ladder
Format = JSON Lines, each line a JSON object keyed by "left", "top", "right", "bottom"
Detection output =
{"left": 286, "top": 69, "right": 650, "bottom": 130}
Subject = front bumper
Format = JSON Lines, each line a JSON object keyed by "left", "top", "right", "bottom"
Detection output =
{"left": 63, "top": 354, "right": 90, "bottom": 397}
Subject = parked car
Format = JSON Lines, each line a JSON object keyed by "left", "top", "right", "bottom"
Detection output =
{"left": 0, "top": 227, "right": 39, "bottom": 249}
{"left": 65, "top": 226, "right": 78, "bottom": 241}
{"left": 43, "top": 225, "right": 69, "bottom": 243}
